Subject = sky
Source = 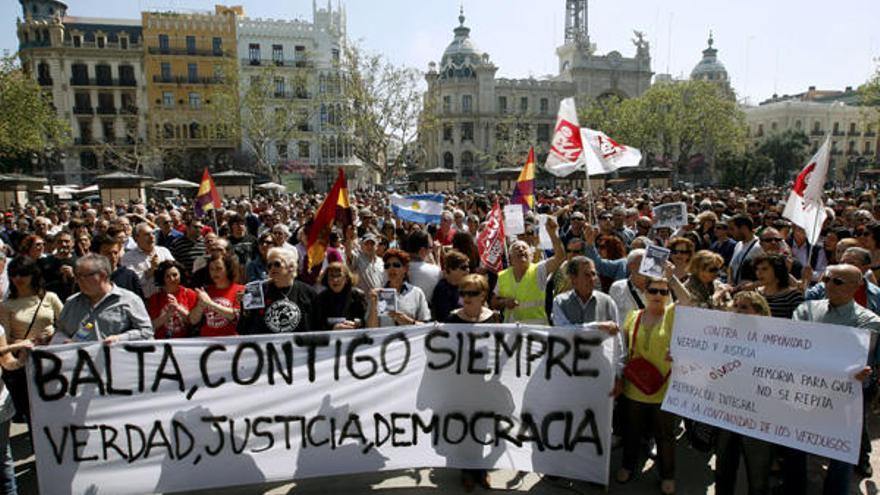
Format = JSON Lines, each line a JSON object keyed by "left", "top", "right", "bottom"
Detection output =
{"left": 3, "top": 0, "right": 878, "bottom": 105}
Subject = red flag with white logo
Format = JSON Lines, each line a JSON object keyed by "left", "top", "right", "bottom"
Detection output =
{"left": 782, "top": 135, "right": 830, "bottom": 244}
{"left": 580, "top": 128, "right": 643, "bottom": 175}
{"left": 544, "top": 98, "right": 586, "bottom": 177}
{"left": 477, "top": 201, "right": 506, "bottom": 272}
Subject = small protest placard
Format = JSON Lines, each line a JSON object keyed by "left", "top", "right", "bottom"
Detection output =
{"left": 503, "top": 204, "right": 525, "bottom": 236}
{"left": 639, "top": 245, "right": 670, "bottom": 278}
{"left": 652, "top": 202, "right": 688, "bottom": 229}
{"left": 537, "top": 214, "right": 554, "bottom": 250}
{"left": 377, "top": 288, "right": 398, "bottom": 315}
{"left": 242, "top": 281, "right": 265, "bottom": 310}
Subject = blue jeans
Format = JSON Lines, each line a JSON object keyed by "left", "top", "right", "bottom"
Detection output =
{"left": 0, "top": 420, "right": 16, "bottom": 495}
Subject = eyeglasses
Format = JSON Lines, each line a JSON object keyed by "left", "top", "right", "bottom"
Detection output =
{"left": 706, "top": 267, "right": 721, "bottom": 274}
{"left": 671, "top": 249, "right": 691, "bottom": 255}
{"left": 384, "top": 261, "right": 404, "bottom": 270}
{"left": 268, "top": 260, "right": 287, "bottom": 270}
{"left": 761, "top": 237, "right": 784, "bottom": 243}
{"left": 647, "top": 287, "right": 670, "bottom": 296}
{"left": 75, "top": 271, "right": 99, "bottom": 279}
{"left": 459, "top": 289, "right": 483, "bottom": 298}
{"left": 822, "top": 276, "right": 848, "bottom": 286}
{"left": 571, "top": 217, "right": 585, "bottom": 222}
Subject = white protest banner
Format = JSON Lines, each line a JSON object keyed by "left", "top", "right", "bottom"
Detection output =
{"left": 503, "top": 204, "right": 526, "bottom": 236}
{"left": 28, "top": 324, "right": 617, "bottom": 495}
{"left": 662, "top": 307, "right": 869, "bottom": 464}
{"left": 537, "top": 214, "right": 553, "bottom": 250}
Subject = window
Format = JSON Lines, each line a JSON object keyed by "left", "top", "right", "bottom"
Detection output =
{"left": 120, "top": 37, "right": 128, "bottom": 50}
{"left": 74, "top": 92, "right": 91, "bottom": 110}
{"left": 461, "top": 122, "right": 474, "bottom": 142}
{"left": 442, "top": 124, "right": 453, "bottom": 142}
{"left": 274, "top": 77, "right": 285, "bottom": 97}
{"left": 71, "top": 63, "right": 88, "bottom": 84}
{"left": 212, "top": 37, "right": 222, "bottom": 56}
{"left": 461, "top": 151, "right": 474, "bottom": 170}
{"left": 795, "top": 120, "right": 802, "bottom": 130}
{"left": 442, "top": 95, "right": 451, "bottom": 113}
{"left": 813, "top": 121, "right": 821, "bottom": 132}
{"left": 248, "top": 43, "right": 261, "bottom": 65}
{"left": 189, "top": 92, "right": 201, "bottom": 109}
{"left": 277, "top": 143, "right": 288, "bottom": 160}
{"left": 272, "top": 44, "right": 283, "bottom": 65}
{"left": 833, "top": 122, "right": 840, "bottom": 134}
{"left": 443, "top": 152, "right": 454, "bottom": 169}
{"left": 294, "top": 45, "right": 306, "bottom": 66}
{"left": 95, "top": 64, "right": 112, "bottom": 85}
{"left": 97, "top": 93, "right": 114, "bottom": 111}
{"left": 757, "top": 124, "right": 764, "bottom": 137}
{"left": 158, "top": 34, "right": 169, "bottom": 53}
{"left": 866, "top": 142, "right": 873, "bottom": 154}
{"left": 537, "top": 124, "right": 551, "bottom": 143}
{"left": 298, "top": 141, "right": 310, "bottom": 158}
{"left": 331, "top": 48, "right": 340, "bottom": 63}
{"left": 520, "top": 97, "right": 528, "bottom": 113}
{"left": 162, "top": 92, "right": 174, "bottom": 108}
{"left": 187, "top": 63, "right": 198, "bottom": 83}
{"left": 186, "top": 36, "right": 196, "bottom": 55}
{"left": 160, "top": 63, "right": 171, "bottom": 82}
{"left": 97, "top": 37, "right": 105, "bottom": 48}
{"left": 73, "top": 35, "right": 81, "bottom": 47}
{"left": 771, "top": 122, "right": 777, "bottom": 132}
{"left": 540, "top": 98, "right": 549, "bottom": 115}
{"left": 118, "top": 65, "right": 135, "bottom": 85}
{"left": 498, "top": 96, "right": 507, "bottom": 114}
{"left": 102, "top": 119, "right": 115, "bottom": 141}
{"left": 850, "top": 122, "right": 857, "bottom": 135}
{"left": 462, "top": 95, "right": 473, "bottom": 113}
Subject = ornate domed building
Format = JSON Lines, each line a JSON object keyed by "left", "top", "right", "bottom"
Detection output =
{"left": 690, "top": 32, "right": 731, "bottom": 92}
{"left": 421, "top": 0, "right": 653, "bottom": 186}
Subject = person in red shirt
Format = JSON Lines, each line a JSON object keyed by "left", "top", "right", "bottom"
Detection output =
{"left": 148, "top": 260, "right": 198, "bottom": 339}
{"left": 189, "top": 253, "right": 244, "bottom": 337}
{"left": 434, "top": 211, "right": 456, "bottom": 247}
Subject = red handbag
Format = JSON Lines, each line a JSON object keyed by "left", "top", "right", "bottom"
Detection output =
{"left": 623, "top": 311, "right": 671, "bottom": 395}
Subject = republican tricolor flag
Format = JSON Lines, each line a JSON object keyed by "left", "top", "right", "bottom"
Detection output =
{"left": 510, "top": 147, "right": 536, "bottom": 211}
{"left": 307, "top": 168, "right": 352, "bottom": 269}
{"left": 194, "top": 168, "right": 221, "bottom": 217}
{"left": 782, "top": 135, "right": 830, "bottom": 244}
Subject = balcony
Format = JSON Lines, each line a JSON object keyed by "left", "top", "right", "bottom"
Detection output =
{"left": 865, "top": 131, "right": 876, "bottom": 137}
{"left": 120, "top": 106, "right": 138, "bottom": 115}
{"left": 19, "top": 40, "right": 51, "bottom": 50}
{"left": 70, "top": 77, "right": 137, "bottom": 87}
{"left": 96, "top": 106, "right": 117, "bottom": 115}
{"left": 152, "top": 75, "right": 226, "bottom": 85}
{"left": 73, "top": 137, "right": 95, "bottom": 145}
{"left": 848, "top": 130, "right": 861, "bottom": 136}
{"left": 832, "top": 130, "right": 844, "bottom": 136}
{"left": 831, "top": 149, "right": 842, "bottom": 155}
{"left": 73, "top": 106, "right": 94, "bottom": 115}
{"left": 272, "top": 90, "right": 312, "bottom": 100}
{"left": 63, "top": 40, "right": 142, "bottom": 50}
{"left": 242, "top": 58, "right": 314, "bottom": 69}
{"left": 148, "top": 46, "right": 227, "bottom": 57}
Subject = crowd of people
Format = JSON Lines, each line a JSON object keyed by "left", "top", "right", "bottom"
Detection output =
{"left": 0, "top": 183, "right": 877, "bottom": 494}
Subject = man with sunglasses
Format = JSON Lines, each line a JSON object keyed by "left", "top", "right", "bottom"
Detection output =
{"left": 739, "top": 228, "right": 804, "bottom": 285}
{"left": 793, "top": 263, "right": 880, "bottom": 487}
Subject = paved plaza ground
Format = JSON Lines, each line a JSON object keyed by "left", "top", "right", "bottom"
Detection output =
{"left": 9, "top": 415, "right": 879, "bottom": 494}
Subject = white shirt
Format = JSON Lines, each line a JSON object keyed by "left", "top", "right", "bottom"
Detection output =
{"left": 608, "top": 278, "right": 645, "bottom": 327}
{"left": 407, "top": 260, "right": 442, "bottom": 302}
{"left": 121, "top": 245, "right": 175, "bottom": 298}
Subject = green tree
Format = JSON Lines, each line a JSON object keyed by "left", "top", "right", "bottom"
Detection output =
{"left": 0, "top": 55, "right": 69, "bottom": 167}
{"left": 718, "top": 150, "right": 772, "bottom": 188}
{"left": 341, "top": 43, "right": 428, "bottom": 180}
{"left": 756, "top": 130, "right": 810, "bottom": 185}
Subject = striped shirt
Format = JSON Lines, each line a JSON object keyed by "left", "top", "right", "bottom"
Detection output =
{"left": 763, "top": 289, "right": 804, "bottom": 319}
{"left": 171, "top": 236, "right": 206, "bottom": 274}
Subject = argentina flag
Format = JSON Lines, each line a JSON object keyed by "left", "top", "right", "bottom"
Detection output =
{"left": 390, "top": 193, "right": 445, "bottom": 224}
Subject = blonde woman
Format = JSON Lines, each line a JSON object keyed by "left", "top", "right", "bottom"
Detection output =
{"left": 683, "top": 250, "right": 730, "bottom": 309}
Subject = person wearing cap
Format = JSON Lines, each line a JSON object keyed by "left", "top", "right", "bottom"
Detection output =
{"left": 357, "top": 207, "right": 377, "bottom": 237}
{"left": 345, "top": 227, "right": 385, "bottom": 293}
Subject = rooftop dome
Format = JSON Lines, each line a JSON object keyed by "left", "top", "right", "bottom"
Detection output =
{"left": 691, "top": 32, "right": 728, "bottom": 82}
{"left": 439, "top": 7, "right": 484, "bottom": 80}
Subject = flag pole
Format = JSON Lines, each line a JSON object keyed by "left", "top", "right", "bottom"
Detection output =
{"left": 211, "top": 207, "right": 219, "bottom": 233}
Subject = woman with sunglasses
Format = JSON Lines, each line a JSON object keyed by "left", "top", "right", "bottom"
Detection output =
{"left": 752, "top": 254, "right": 805, "bottom": 319}
{"left": 367, "top": 249, "right": 430, "bottom": 328}
{"left": 189, "top": 253, "right": 244, "bottom": 337}
{"left": 245, "top": 232, "right": 273, "bottom": 283}
{"left": 315, "top": 262, "right": 367, "bottom": 330}
{"left": 682, "top": 250, "right": 730, "bottom": 309}
{"left": 239, "top": 247, "right": 318, "bottom": 334}
{"left": 444, "top": 273, "right": 501, "bottom": 491}
{"left": 713, "top": 291, "right": 774, "bottom": 495}
{"left": 431, "top": 250, "right": 471, "bottom": 322}
{"left": 617, "top": 276, "right": 678, "bottom": 495}
{"left": 857, "top": 223, "right": 880, "bottom": 281}
{"left": 667, "top": 237, "right": 694, "bottom": 281}
{"left": 18, "top": 234, "right": 46, "bottom": 260}
{"left": 0, "top": 256, "right": 62, "bottom": 421}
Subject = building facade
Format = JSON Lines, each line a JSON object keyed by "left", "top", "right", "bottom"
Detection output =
{"left": 744, "top": 87, "right": 880, "bottom": 181}
{"left": 236, "top": 1, "right": 358, "bottom": 191}
{"left": 421, "top": 0, "right": 652, "bottom": 184}
{"left": 142, "top": 5, "right": 242, "bottom": 177}
{"left": 16, "top": 0, "right": 150, "bottom": 184}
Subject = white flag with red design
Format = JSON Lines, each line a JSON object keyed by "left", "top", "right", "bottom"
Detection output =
{"left": 580, "top": 128, "right": 643, "bottom": 175}
{"left": 544, "top": 97, "right": 586, "bottom": 177}
{"left": 477, "top": 201, "right": 506, "bottom": 272}
{"left": 782, "top": 135, "right": 830, "bottom": 244}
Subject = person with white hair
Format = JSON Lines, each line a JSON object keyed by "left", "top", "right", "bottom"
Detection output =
{"left": 238, "top": 247, "right": 318, "bottom": 334}
{"left": 608, "top": 249, "right": 649, "bottom": 327}
{"left": 491, "top": 216, "right": 564, "bottom": 324}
